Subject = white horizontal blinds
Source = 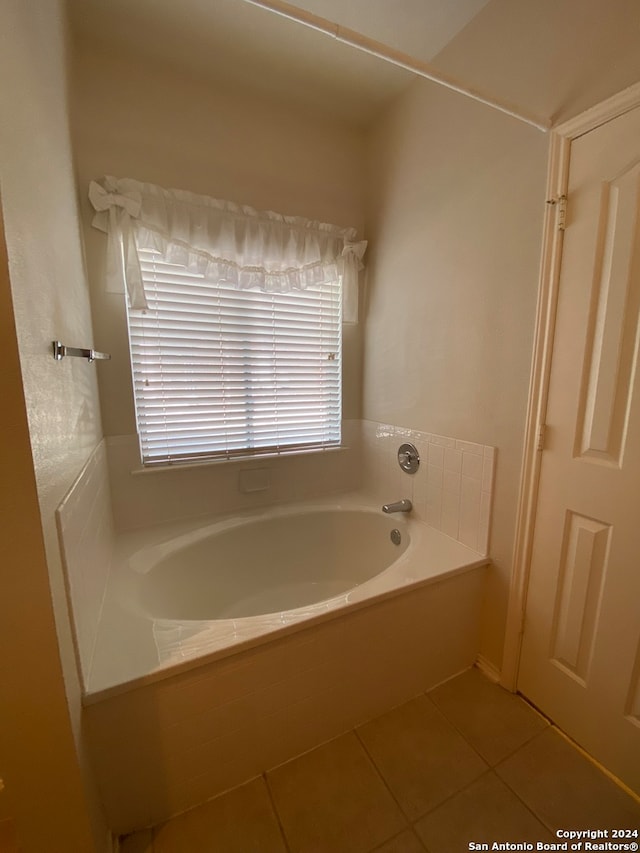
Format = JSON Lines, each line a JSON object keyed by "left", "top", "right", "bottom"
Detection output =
{"left": 127, "top": 249, "right": 342, "bottom": 465}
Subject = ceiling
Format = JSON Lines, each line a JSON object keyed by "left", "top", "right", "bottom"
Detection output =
{"left": 67, "top": 0, "right": 491, "bottom": 126}
{"left": 68, "top": 0, "right": 640, "bottom": 133}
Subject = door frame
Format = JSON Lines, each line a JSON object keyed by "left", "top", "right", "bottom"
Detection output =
{"left": 500, "top": 80, "right": 640, "bottom": 691}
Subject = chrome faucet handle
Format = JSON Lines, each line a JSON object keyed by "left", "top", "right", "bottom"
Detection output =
{"left": 382, "top": 499, "right": 413, "bottom": 514}
{"left": 397, "top": 443, "right": 419, "bottom": 473}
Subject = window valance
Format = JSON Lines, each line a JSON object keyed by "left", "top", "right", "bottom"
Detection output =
{"left": 89, "top": 176, "right": 366, "bottom": 323}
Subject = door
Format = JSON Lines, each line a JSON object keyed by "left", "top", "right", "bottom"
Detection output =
{"left": 518, "top": 106, "right": 640, "bottom": 795}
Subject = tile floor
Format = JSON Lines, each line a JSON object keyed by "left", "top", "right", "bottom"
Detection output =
{"left": 120, "top": 668, "right": 640, "bottom": 853}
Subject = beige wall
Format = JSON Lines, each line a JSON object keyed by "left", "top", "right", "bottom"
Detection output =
{"left": 0, "top": 2, "right": 109, "bottom": 850}
{"left": 70, "top": 38, "right": 366, "bottom": 439}
{"left": 364, "top": 78, "right": 548, "bottom": 670}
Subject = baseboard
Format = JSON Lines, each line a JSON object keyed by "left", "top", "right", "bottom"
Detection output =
{"left": 475, "top": 654, "right": 501, "bottom": 684}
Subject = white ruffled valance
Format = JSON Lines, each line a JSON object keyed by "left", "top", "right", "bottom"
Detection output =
{"left": 89, "top": 176, "right": 366, "bottom": 323}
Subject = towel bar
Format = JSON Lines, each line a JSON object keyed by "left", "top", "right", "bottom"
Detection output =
{"left": 52, "top": 340, "right": 111, "bottom": 363}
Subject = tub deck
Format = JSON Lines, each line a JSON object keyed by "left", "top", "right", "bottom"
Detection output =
{"left": 86, "top": 492, "right": 487, "bottom": 701}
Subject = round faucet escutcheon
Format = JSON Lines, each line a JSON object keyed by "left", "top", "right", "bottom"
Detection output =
{"left": 397, "top": 443, "right": 420, "bottom": 473}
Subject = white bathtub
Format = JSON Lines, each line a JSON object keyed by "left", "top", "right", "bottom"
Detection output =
{"left": 132, "top": 507, "right": 412, "bottom": 620}
{"left": 86, "top": 495, "right": 487, "bottom": 699}
{"left": 83, "top": 493, "right": 489, "bottom": 832}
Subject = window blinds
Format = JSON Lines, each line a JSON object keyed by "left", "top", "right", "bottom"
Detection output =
{"left": 127, "top": 249, "right": 342, "bottom": 465}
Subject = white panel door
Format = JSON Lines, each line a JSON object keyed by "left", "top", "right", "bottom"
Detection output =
{"left": 518, "top": 106, "right": 640, "bottom": 795}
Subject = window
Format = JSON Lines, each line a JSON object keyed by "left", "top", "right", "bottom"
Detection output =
{"left": 89, "top": 176, "right": 365, "bottom": 467}
{"left": 126, "top": 248, "right": 342, "bottom": 465}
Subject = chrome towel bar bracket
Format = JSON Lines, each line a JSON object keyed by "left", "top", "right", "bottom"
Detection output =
{"left": 52, "top": 340, "right": 111, "bottom": 363}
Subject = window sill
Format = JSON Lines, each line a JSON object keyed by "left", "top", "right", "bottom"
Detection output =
{"left": 130, "top": 444, "right": 351, "bottom": 476}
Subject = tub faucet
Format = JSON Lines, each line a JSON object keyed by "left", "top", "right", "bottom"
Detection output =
{"left": 382, "top": 499, "right": 412, "bottom": 514}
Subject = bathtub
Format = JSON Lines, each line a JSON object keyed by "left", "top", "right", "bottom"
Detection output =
{"left": 83, "top": 493, "right": 488, "bottom": 833}
{"left": 132, "top": 506, "right": 412, "bottom": 621}
{"left": 87, "top": 495, "right": 487, "bottom": 698}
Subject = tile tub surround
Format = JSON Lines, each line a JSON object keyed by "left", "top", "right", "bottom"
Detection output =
{"left": 84, "top": 564, "right": 486, "bottom": 834}
{"left": 362, "top": 421, "right": 496, "bottom": 555}
{"left": 104, "top": 421, "right": 496, "bottom": 546}
{"left": 105, "top": 419, "right": 362, "bottom": 532}
{"left": 55, "top": 440, "right": 115, "bottom": 684}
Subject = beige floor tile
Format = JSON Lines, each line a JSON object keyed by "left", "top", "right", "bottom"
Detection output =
{"left": 429, "top": 668, "right": 548, "bottom": 765}
{"left": 119, "top": 829, "right": 154, "bottom": 852}
{"left": 496, "top": 728, "right": 640, "bottom": 831}
{"left": 357, "top": 694, "right": 487, "bottom": 820}
{"left": 267, "top": 731, "right": 406, "bottom": 853}
{"left": 372, "top": 828, "right": 427, "bottom": 852}
{"left": 415, "top": 771, "right": 555, "bottom": 852}
{"left": 0, "top": 819, "right": 18, "bottom": 853}
{"left": 152, "top": 776, "right": 286, "bottom": 853}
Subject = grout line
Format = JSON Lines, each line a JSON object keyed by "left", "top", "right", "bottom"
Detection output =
{"left": 416, "top": 675, "right": 556, "bottom": 833}
{"left": 367, "top": 826, "right": 428, "bottom": 853}
{"left": 262, "top": 771, "right": 293, "bottom": 853}
{"left": 410, "top": 827, "right": 430, "bottom": 853}
{"left": 489, "top": 721, "right": 637, "bottom": 837}
{"left": 352, "top": 726, "right": 412, "bottom": 828}
{"left": 262, "top": 725, "right": 353, "bottom": 774}
{"left": 491, "top": 718, "right": 552, "bottom": 766}
{"left": 353, "top": 713, "right": 493, "bottom": 831}
{"left": 354, "top": 686, "right": 495, "bottom": 827}
{"left": 492, "top": 736, "right": 559, "bottom": 837}
{"left": 421, "top": 690, "right": 492, "bottom": 766}
{"left": 425, "top": 671, "right": 550, "bottom": 768}
{"left": 409, "top": 769, "right": 495, "bottom": 826}
{"left": 409, "top": 684, "right": 554, "bottom": 828}
{"left": 422, "top": 676, "right": 568, "bottom": 830}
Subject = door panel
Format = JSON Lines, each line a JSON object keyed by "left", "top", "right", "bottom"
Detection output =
{"left": 576, "top": 160, "right": 640, "bottom": 465}
{"left": 550, "top": 511, "right": 611, "bottom": 684}
{"left": 518, "top": 106, "right": 640, "bottom": 795}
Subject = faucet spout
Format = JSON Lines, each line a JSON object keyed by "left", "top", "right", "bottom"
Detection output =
{"left": 382, "top": 499, "right": 413, "bottom": 514}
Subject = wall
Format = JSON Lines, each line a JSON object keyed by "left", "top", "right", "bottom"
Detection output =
{"left": 71, "top": 38, "right": 365, "bottom": 431}
{"left": 0, "top": 2, "right": 110, "bottom": 850}
{"left": 0, "top": 210, "right": 99, "bottom": 853}
{"left": 69, "top": 39, "right": 367, "bottom": 528}
{"left": 364, "top": 78, "right": 548, "bottom": 672}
